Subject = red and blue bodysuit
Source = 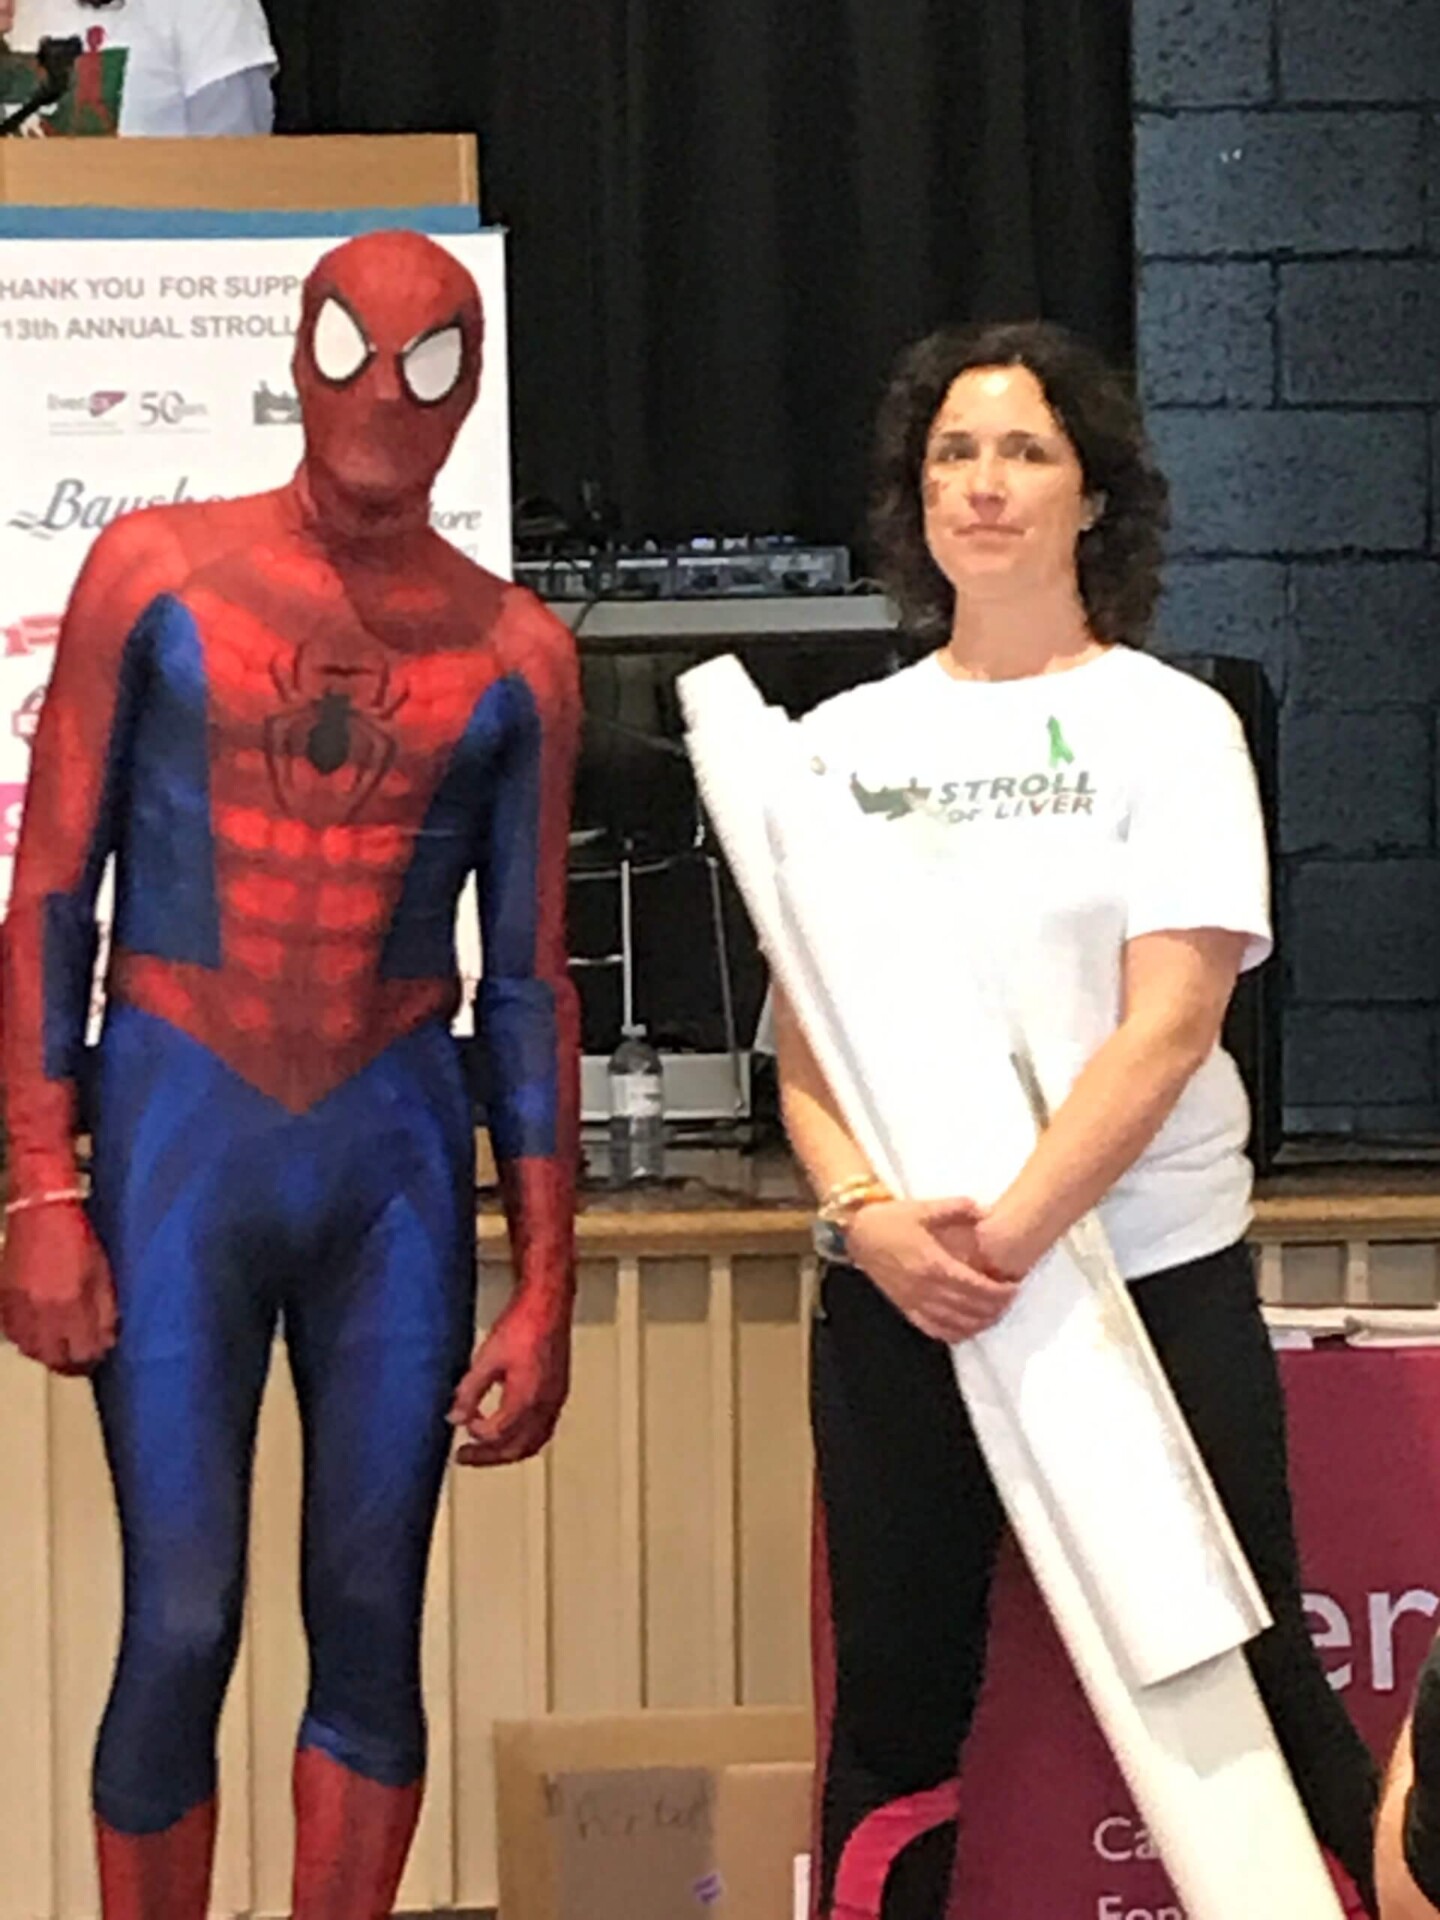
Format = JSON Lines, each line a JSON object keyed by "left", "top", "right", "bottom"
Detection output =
{"left": 0, "top": 231, "right": 580, "bottom": 1918}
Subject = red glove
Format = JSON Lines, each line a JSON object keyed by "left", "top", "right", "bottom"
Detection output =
{"left": 0, "top": 1199, "right": 117, "bottom": 1375}
{"left": 448, "top": 1298, "right": 572, "bottom": 1468}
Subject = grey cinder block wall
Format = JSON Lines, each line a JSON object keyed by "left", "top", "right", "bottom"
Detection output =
{"left": 1134, "top": 0, "right": 1440, "bottom": 1137}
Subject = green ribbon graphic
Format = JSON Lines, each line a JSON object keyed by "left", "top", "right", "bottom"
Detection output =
{"left": 1048, "top": 717, "right": 1075, "bottom": 769}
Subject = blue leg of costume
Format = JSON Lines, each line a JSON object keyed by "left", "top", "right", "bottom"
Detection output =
{"left": 287, "top": 1022, "right": 475, "bottom": 1790}
{"left": 89, "top": 1008, "right": 475, "bottom": 1871}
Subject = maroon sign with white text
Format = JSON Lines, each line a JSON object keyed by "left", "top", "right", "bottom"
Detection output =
{"left": 945, "top": 1346, "right": 1440, "bottom": 1917}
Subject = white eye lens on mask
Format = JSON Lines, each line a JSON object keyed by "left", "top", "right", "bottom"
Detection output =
{"left": 311, "top": 298, "right": 372, "bottom": 385}
{"left": 402, "top": 325, "right": 465, "bottom": 405}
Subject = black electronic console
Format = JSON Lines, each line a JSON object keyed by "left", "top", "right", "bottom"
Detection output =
{"left": 517, "top": 535, "right": 853, "bottom": 603}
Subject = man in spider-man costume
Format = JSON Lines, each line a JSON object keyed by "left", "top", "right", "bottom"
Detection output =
{"left": 0, "top": 230, "right": 580, "bottom": 1917}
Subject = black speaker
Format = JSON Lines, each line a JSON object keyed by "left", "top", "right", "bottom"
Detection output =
{"left": 1168, "top": 654, "right": 1283, "bottom": 1174}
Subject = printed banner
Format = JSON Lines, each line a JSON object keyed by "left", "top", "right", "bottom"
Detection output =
{"left": 0, "top": 44, "right": 127, "bottom": 137}
{"left": 947, "top": 1345, "right": 1440, "bottom": 1918}
{"left": 0, "top": 231, "right": 511, "bottom": 1011}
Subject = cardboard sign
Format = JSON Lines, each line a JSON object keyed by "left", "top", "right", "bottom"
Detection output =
{"left": 945, "top": 1346, "right": 1440, "bottom": 1916}
{"left": 496, "top": 1709, "right": 813, "bottom": 1920}
{"left": 552, "top": 1767, "right": 716, "bottom": 1920}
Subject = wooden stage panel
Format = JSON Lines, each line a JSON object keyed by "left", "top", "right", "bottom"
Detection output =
{"left": 1, "top": 1168, "right": 1438, "bottom": 1915}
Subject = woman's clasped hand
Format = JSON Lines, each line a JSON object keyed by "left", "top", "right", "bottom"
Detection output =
{"left": 843, "top": 1196, "right": 1023, "bottom": 1344}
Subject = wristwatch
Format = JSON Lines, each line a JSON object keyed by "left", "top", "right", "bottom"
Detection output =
{"left": 810, "top": 1175, "right": 893, "bottom": 1267}
{"left": 811, "top": 1215, "right": 850, "bottom": 1266}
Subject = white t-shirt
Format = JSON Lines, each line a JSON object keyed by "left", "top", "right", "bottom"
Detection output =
{"left": 10, "top": 0, "right": 275, "bottom": 135}
{"left": 778, "top": 645, "right": 1273, "bottom": 1282}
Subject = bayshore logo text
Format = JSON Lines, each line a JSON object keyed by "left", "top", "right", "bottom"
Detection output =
{"left": 9, "top": 476, "right": 208, "bottom": 539}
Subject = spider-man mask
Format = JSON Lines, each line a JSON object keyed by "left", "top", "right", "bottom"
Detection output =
{"left": 293, "top": 230, "right": 484, "bottom": 523}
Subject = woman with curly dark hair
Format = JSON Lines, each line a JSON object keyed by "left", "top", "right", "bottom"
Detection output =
{"left": 870, "top": 321, "right": 1169, "bottom": 650}
{"left": 770, "top": 321, "right": 1379, "bottom": 1918}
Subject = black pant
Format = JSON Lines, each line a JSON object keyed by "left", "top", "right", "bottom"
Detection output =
{"left": 811, "top": 1242, "right": 1379, "bottom": 1918}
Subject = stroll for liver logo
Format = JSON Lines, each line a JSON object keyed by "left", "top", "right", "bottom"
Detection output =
{"left": 848, "top": 716, "right": 1096, "bottom": 827}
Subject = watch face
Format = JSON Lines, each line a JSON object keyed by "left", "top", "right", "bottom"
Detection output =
{"left": 811, "top": 1217, "right": 849, "bottom": 1266}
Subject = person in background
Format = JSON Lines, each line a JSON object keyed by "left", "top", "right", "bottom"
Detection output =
{"left": 0, "top": 0, "right": 276, "bottom": 136}
{"left": 776, "top": 319, "right": 1380, "bottom": 1919}
{"left": 1376, "top": 1653, "right": 1440, "bottom": 1917}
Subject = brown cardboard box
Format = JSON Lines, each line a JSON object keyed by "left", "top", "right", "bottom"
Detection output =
{"left": 712, "top": 1761, "right": 813, "bottom": 1917}
{"left": 494, "top": 1708, "right": 813, "bottom": 1920}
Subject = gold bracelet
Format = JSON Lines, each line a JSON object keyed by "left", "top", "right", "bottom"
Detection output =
{"left": 4, "top": 1187, "right": 86, "bottom": 1217}
{"left": 816, "top": 1174, "right": 878, "bottom": 1214}
{"left": 816, "top": 1175, "right": 893, "bottom": 1225}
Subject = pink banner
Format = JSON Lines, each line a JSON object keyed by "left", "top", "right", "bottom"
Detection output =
{"left": 945, "top": 1347, "right": 1440, "bottom": 1916}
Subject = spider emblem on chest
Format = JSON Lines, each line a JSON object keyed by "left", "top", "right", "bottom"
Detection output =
{"left": 264, "top": 645, "right": 409, "bottom": 825}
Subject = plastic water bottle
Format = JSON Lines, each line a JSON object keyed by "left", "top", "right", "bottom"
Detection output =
{"left": 608, "top": 1023, "right": 666, "bottom": 1184}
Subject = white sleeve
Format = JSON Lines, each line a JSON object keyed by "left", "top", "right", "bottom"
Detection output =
{"left": 1123, "top": 690, "right": 1273, "bottom": 972}
{"left": 175, "top": 0, "right": 277, "bottom": 101}
{"left": 186, "top": 66, "right": 274, "bottom": 134}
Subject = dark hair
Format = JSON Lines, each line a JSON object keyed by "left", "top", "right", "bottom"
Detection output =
{"left": 869, "top": 320, "right": 1169, "bottom": 648}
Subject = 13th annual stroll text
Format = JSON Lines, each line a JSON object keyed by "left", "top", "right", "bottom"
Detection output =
{"left": 0, "top": 273, "right": 302, "bottom": 342}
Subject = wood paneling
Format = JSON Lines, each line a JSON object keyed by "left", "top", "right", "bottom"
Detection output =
{"left": 2, "top": 1209, "right": 1437, "bottom": 1916}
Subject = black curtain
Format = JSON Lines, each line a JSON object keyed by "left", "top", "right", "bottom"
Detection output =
{"left": 261, "top": 0, "right": 1133, "bottom": 552}
{"left": 261, "top": 0, "right": 487, "bottom": 135}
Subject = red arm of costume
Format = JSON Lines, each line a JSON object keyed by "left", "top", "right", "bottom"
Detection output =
{"left": 0, "top": 514, "right": 178, "bottom": 1371}
{"left": 451, "top": 593, "right": 581, "bottom": 1465}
